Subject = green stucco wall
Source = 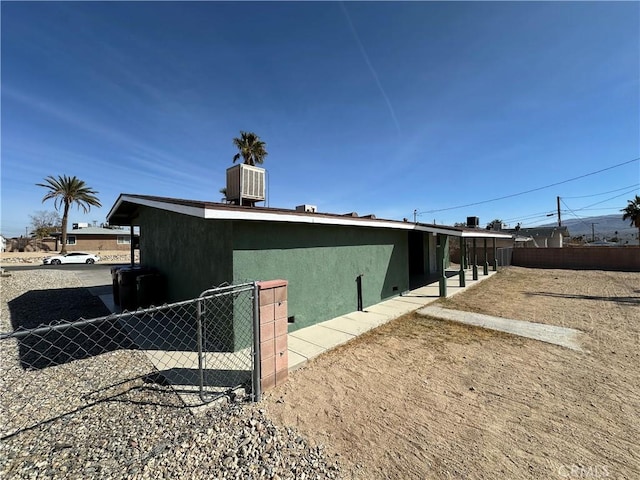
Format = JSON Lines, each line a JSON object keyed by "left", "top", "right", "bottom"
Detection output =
{"left": 137, "top": 208, "right": 233, "bottom": 302}
{"left": 137, "top": 211, "right": 411, "bottom": 346}
{"left": 232, "top": 221, "right": 409, "bottom": 332}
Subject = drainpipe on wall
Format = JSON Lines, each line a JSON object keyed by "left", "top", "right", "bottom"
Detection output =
{"left": 356, "top": 274, "right": 364, "bottom": 311}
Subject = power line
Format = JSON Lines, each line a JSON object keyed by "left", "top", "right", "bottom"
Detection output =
{"left": 570, "top": 188, "right": 639, "bottom": 212}
{"left": 560, "top": 199, "right": 593, "bottom": 231}
{"left": 419, "top": 157, "right": 639, "bottom": 214}
{"left": 562, "top": 183, "right": 639, "bottom": 199}
{"left": 573, "top": 207, "right": 626, "bottom": 212}
{"left": 502, "top": 210, "right": 553, "bottom": 222}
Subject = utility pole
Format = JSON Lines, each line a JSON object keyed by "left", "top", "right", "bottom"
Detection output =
{"left": 557, "top": 196, "right": 561, "bottom": 227}
{"left": 591, "top": 223, "right": 598, "bottom": 242}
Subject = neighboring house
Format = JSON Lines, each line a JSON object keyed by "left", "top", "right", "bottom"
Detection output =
{"left": 107, "top": 194, "right": 511, "bottom": 348}
{"left": 506, "top": 226, "right": 570, "bottom": 248}
{"left": 0, "top": 235, "right": 6, "bottom": 252}
{"left": 42, "top": 226, "right": 138, "bottom": 252}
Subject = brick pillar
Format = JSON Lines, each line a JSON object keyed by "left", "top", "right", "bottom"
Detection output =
{"left": 258, "top": 280, "right": 288, "bottom": 391}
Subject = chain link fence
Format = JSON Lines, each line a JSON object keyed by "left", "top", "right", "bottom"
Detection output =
{"left": 0, "top": 282, "right": 259, "bottom": 439}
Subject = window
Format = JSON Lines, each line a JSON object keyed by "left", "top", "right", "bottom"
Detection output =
{"left": 117, "top": 236, "right": 131, "bottom": 245}
{"left": 66, "top": 236, "right": 76, "bottom": 245}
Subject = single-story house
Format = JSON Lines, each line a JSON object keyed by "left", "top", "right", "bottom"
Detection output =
{"left": 107, "top": 194, "right": 511, "bottom": 349}
{"left": 42, "top": 226, "right": 138, "bottom": 252}
{"left": 507, "top": 226, "right": 570, "bottom": 248}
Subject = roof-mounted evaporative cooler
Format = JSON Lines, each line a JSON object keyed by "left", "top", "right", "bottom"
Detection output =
{"left": 466, "top": 216, "right": 480, "bottom": 228}
{"left": 226, "top": 164, "right": 266, "bottom": 205}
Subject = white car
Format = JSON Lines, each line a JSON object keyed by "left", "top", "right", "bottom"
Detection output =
{"left": 43, "top": 252, "right": 101, "bottom": 265}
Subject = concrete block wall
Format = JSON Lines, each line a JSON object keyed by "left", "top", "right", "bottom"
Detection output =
{"left": 258, "top": 280, "right": 288, "bottom": 391}
{"left": 512, "top": 247, "right": 640, "bottom": 271}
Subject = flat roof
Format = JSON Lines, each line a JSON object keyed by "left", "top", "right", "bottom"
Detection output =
{"left": 107, "top": 194, "right": 513, "bottom": 239}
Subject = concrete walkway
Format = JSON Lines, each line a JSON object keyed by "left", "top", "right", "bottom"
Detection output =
{"left": 287, "top": 269, "right": 497, "bottom": 370}
{"left": 417, "top": 305, "right": 584, "bottom": 352}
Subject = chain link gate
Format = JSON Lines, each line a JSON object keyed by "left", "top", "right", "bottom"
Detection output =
{"left": 196, "top": 283, "right": 261, "bottom": 403}
{"left": 0, "top": 282, "right": 260, "bottom": 439}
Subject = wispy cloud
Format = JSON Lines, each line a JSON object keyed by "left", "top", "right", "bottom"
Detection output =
{"left": 340, "top": 2, "right": 401, "bottom": 134}
{"left": 2, "top": 87, "right": 215, "bottom": 192}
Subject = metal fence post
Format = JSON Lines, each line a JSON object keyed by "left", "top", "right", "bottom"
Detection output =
{"left": 196, "top": 296, "right": 205, "bottom": 402}
{"left": 251, "top": 281, "right": 261, "bottom": 402}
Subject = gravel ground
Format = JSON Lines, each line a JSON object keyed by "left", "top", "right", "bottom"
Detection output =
{"left": 0, "top": 270, "right": 341, "bottom": 479}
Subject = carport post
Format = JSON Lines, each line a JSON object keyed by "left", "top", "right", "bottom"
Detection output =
{"left": 130, "top": 223, "right": 135, "bottom": 266}
{"left": 464, "top": 240, "right": 469, "bottom": 269}
{"left": 472, "top": 239, "right": 478, "bottom": 280}
{"left": 493, "top": 238, "right": 498, "bottom": 271}
{"left": 483, "top": 239, "right": 489, "bottom": 275}
{"left": 437, "top": 234, "right": 447, "bottom": 297}
{"left": 458, "top": 238, "right": 466, "bottom": 287}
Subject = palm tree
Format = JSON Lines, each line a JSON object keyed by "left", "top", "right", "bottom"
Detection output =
{"left": 37, "top": 175, "right": 102, "bottom": 254}
{"left": 621, "top": 194, "right": 640, "bottom": 246}
{"left": 232, "top": 131, "right": 268, "bottom": 166}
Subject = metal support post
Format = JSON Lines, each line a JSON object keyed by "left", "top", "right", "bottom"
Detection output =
{"left": 493, "top": 238, "right": 498, "bottom": 271}
{"left": 130, "top": 223, "right": 135, "bottom": 267}
{"left": 437, "top": 235, "right": 447, "bottom": 297}
{"left": 251, "top": 282, "right": 262, "bottom": 402}
{"left": 462, "top": 240, "right": 468, "bottom": 269}
{"left": 483, "top": 239, "right": 489, "bottom": 275}
{"left": 458, "top": 238, "right": 466, "bottom": 287}
{"left": 472, "top": 239, "right": 478, "bottom": 280}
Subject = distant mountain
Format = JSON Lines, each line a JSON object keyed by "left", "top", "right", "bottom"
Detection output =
{"left": 540, "top": 214, "right": 637, "bottom": 243}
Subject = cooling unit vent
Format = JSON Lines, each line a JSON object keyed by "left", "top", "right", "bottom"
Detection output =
{"left": 295, "top": 204, "right": 317, "bottom": 213}
{"left": 226, "top": 164, "right": 266, "bottom": 204}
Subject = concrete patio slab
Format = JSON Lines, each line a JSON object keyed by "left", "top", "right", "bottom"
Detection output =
{"left": 378, "top": 298, "right": 425, "bottom": 314}
{"left": 321, "top": 317, "right": 381, "bottom": 336}
{"left": 288, "top": 335, "right": 326, "bottom": 358}
{"left": 342, "top": 310, "right": 391, "bottom": 325}
{"left": 289, "top": 325, "right": 355, "bottom": 350}
{"left": 288, "top": 350, "right": 307, "bottom": 371}
{"left": 418, "top": 305, "right": 584, "bottom": 352}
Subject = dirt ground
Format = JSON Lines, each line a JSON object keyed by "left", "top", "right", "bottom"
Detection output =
{"left": 262, "top": 267, "right": 640, "bottom": 479}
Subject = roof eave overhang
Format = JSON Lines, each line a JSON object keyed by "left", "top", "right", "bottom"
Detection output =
{"left": 107, "top": 195, "right": 512, "bottom": 239}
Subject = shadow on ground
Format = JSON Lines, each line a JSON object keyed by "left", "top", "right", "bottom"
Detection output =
{"left": 6, "top": 287, "right": 137, "bottom": 369}
{"left": 526, "top": 291, "right": 640, "bottom": 305}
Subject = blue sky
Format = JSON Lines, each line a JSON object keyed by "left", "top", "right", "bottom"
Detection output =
{"left": 2, "top": 1, "right": 639, "bottom": 238}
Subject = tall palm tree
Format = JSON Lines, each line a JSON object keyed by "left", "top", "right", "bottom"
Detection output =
{"left": 621, "top": 194, "right": 640, "bottom": 246}
{"left": 232, "top": 131, "right": 268, "bottom": 166}
{"left": 37, "top": 175, "right": 102, "bottom": 254}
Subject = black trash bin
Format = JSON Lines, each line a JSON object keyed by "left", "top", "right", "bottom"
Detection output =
{"left": 118, "top": 266, "right": 154, "bottom": 311}
{"left": 137, "top": 273, "right": 166, "bottom": 308}
{"left": 111, "top": 266, "right": 126, "bottom": 306}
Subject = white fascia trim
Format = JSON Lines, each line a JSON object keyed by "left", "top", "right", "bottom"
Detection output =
{"left": 460, "top": 231, "right": 513, "bottom": 239}
{"left": 109, "top": 195, "right": 205, "bottom": 223}
{"left": 106, "top": 196, "right": 126, "bottom": 221}
{"left": 112, "top": 196, "right": 510, "bottom": 239}
{"left": 203, "top": 207, "right": 418, "bottom": 230}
